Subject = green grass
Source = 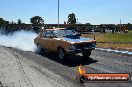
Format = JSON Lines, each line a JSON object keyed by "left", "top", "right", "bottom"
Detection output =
{"left": 82, "top": 33, "right": 132, "bottom": 43}
{"left": 82, "top": 33, "right": 132, "bottom": 50}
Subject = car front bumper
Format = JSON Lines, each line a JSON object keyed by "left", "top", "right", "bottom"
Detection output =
{"left": 66, "top": 47, "right": 95, "bottom": 54}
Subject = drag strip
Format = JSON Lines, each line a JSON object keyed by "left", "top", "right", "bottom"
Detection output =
{"left": 0, "top": 46, "right": 132, "bottom": 87}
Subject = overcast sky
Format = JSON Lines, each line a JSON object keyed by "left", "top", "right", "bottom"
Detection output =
{"left": 0, "top": 0, "right": 131, "bottom": 24}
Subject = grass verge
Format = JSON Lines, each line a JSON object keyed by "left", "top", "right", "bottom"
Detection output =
{"left": 82, "top": 33, "right": 132, "bottom": 51}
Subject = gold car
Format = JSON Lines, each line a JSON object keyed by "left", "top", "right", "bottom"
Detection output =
{"left": 34, "top": 28, "right": 96, "bottom": 60}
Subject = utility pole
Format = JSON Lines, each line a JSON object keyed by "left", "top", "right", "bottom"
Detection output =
{"left": 120, "top": 19, "right": 122, "bottom": 30}
{"left": 58, "top": 0, "right": 60, "bottom": 28}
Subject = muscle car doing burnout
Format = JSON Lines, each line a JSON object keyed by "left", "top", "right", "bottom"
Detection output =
{"left": 34, "top": 28, "right": 96, "bottom": 60}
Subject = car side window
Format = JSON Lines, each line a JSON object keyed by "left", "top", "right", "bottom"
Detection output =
{"left": 45, "top": 31, "right": 53, "bottom": 38}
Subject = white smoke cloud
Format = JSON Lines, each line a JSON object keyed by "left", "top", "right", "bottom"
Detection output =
{"left": 0, "top": 30, "right": 38, "bottom": 52}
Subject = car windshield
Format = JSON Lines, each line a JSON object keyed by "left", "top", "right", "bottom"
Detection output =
{"left": 53, "top": 29, "right": 77, "bottom": 37}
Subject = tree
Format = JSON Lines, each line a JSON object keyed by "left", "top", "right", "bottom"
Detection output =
{"left": 67, "top": 13, "right": 76, "bottom": 24}
{"left": 30, "top": 16, "right": 44, "bottom": 33}
{"left": 30, "top": 16, "right": 44, "bottom": 25}
{"left": 3, "top": 21, "right": 9, "bottom": 27}
{"left": 17, "top": 19, "right": 22, "bottom": 25}
{"left": 0, "top": 18, "right": 9, "bottom": 27}
{"left": 0, "top": 18, "right": 5, "bottom": 25}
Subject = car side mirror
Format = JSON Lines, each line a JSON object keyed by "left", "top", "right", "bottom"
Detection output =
{"left": 40, "top": 33, "right": 46, "bottom": 38}
{"left": 40, "top": 33, "right": 43, "bottom": 37}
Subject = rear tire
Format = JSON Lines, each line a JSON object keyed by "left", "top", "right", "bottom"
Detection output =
{"left": 36, "top": 43, "right": 43, "bottom": 53}
{"left": 58, "top": 48, "right": 66, "bottom": 60}
{"left": 82, "top": 51, "right": 91, "bottom": 59}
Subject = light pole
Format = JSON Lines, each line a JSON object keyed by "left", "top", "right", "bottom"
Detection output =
{"left": 120, "top": 19, "right": 121, "bottom": 30}
{"left": 58, "top": 0, "right": 60, "bottom": 28}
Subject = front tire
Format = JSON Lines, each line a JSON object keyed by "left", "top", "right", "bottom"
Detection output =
{"left": 58, "top": 48, "right": 66, "bottom": 60}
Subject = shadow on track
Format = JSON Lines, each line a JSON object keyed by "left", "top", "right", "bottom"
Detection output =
{"left": 38, "top": 51, "right": 98, "bottom": 67}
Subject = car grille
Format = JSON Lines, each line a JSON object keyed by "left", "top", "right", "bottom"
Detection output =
{"left": 75, "top": 43, "right": 95, "bottom": 49}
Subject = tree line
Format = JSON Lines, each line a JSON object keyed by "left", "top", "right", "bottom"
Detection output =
{"left": 0, "top": 13, "right": 77, "bottom": 26}
{"left": 1, "top": 13, "right": 131, "bottom": 34}
{"left": 0, "top": 13, "right": 77, "bottom": 33}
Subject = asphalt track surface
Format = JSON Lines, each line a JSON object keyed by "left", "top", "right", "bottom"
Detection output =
{"left": 0, "top": 46, "right": 132, "bottom": 87}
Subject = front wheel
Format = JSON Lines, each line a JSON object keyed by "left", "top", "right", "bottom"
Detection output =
{"left": 58, "top": 48, "right": 66, "bottom": 60}
{"left": 82, "top": 51, "right": 91, "bottom": 58}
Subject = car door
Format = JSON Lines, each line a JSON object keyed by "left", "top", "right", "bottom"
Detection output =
{"left": 40, "top": 30, "right": 53, "bottom": 51}
{"left": 38, "top": 31, "right": 46, "bottom": 48}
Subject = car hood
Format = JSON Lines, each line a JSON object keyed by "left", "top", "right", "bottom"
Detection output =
{"left": 54, "top": 37, "right": 93, "bottom": 44}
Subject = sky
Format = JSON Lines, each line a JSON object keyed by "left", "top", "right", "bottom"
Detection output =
{"left": 0, "top": 0, "right": 132, "bottom": 24}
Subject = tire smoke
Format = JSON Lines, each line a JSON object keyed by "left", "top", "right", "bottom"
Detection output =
{"left": 0, "top": 30, "right": 37, "bottom": 52}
